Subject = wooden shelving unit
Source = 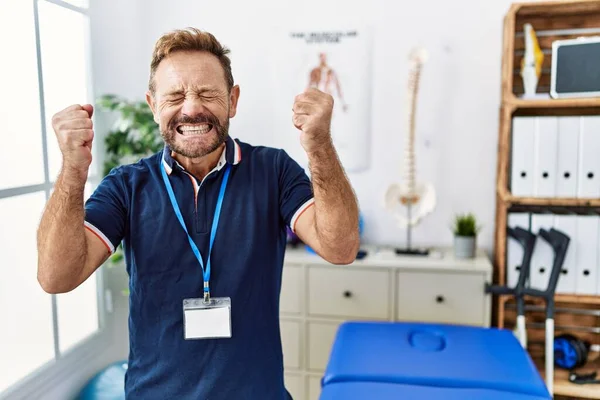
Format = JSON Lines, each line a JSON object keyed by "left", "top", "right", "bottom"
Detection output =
{"left": 511, "top": 97, "right": 600, "bottom": 111}
{"left": 499, "top": 292, "right": 600, "bottom": 308}
{"left": 493, "top": 1, "right": 600, "bottom": 399}
{"left": 507, "top": 195, "right": 600, "bottom": 208}
{"left": 510, "top": 98, "right": 600, "bottom": 116}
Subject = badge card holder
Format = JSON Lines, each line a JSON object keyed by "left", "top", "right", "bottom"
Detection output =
{"left": 183, "top": 297, "right": 232, "bottom": 340}
{"left": 161, "top": 159, "right": 234, "bottom": 341}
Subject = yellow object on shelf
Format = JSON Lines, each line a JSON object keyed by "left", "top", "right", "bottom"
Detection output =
{"left": 520, "top": 23, "right": 544, "bottom": 96}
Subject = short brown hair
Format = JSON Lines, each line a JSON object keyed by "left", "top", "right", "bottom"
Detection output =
{"left": 148, "top": 27, "right": 234, "bottom": 93}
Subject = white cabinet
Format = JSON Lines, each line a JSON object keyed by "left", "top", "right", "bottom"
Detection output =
{"left": 281, "top": 320, "right": 302, "bottom": 369}
{"left": 307, "top": 266, "right": 391, "bottom": 320}
{"left": 284, "top": 373, "right": 304, "bottom": 400}
{"left": 281, "top": 264, "right": 303, "bottom": 315}
{"left": 395, "top": 270, "right": 488, "bottom": 325}
{"left": 280, "top": 246, "right": 493, "bottom": 400}
{"left": 307, "top": 321, "right": 341, "bottom": 372}
{"left": 307, "top": 376, "right": 322, "bottom": 400}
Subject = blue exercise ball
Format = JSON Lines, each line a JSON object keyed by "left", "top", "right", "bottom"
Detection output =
{"left": 77, "top": 361, "right": 127, "bottom": 400}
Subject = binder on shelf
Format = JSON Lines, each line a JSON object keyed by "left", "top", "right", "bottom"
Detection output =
{"left": 597, "top": 229, "right": 600, "bottom": 295}
{"left": 574, "top": 215, "right": 599, "bottom": 295}
{"left": 552, "top": 215, "right": 577, "bottom": 294}
{"left": 510, "top": 117, "right": 535, "bottom": 197}
{"left": 529, "top": 214, "right": 555, "bottom": 291}
{"left": 507, "top": 213, "right": 530, "bottom": 288}
{"left": 576, "top": 116, "right": 600, "bottom": 198}
{"left": 533, "top": 117, "right": 558, "bottom": 198}
{"left": 555, "top": 117, "right": 580, "bottom": 198}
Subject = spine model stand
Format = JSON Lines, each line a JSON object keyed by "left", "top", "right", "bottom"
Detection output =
{"left": 385, "top": 48, "right": 436, "bottom": 255}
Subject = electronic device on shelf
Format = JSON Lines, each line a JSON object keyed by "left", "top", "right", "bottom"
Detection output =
{"left": 551, "top": 36, "right": 600, "bottom": 99}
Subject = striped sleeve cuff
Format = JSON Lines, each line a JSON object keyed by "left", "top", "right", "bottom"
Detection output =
{"left": 84, "top": 221, "right": 115, "bottom": 254}
{"left": 290, "top": 197, "right": 315, "bottom": 233}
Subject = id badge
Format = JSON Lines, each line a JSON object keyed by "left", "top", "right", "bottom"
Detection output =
{"left": 183, "top": 297, "right": 232, "bottom": 340}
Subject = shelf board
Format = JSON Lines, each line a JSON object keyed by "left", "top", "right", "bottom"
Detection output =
{"left": 555, "top": 293, "right": 600, "bottom": 306}
{"left": 514, "top": 0, "right": 600, "bottom": 17}
{"left": 500, "top": 293, "right": 600, "bottom": 306}
{"left": 506, "top": 96, "right": 600, "bottom": 116}
{"left": 506, "top": 196, "right": 600, "bottom": 208}
{"left": 535, "top": 352, "right": 600, "bottom": 399}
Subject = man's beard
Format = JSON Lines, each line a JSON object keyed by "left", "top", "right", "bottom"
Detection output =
{"left": 161, "top": 112, "right": 229, "bottom": 158}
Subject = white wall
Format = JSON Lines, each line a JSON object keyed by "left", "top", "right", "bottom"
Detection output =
{"left": 89, "top": 0, "right": 147, "bottom": 171}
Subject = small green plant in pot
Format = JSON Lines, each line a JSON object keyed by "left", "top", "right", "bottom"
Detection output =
{"left": 452, "top": 213, "right": 481, "bottom": 258}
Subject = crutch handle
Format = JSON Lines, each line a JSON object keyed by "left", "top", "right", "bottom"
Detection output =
{"left": 484, "top": 284, "right": 514, "bottom": 295}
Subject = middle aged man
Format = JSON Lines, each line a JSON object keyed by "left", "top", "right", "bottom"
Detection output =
{"left": 37, "top": 27, "right": 360, "bottom": 399}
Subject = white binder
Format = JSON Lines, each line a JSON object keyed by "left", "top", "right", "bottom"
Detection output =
{"left": 577, "top": 116, "right": 600, "bottom": 198}
{"left": 574, "top": 215, "right": 599, "bottom": 295}
{"left": 511, "top": 117, "right": 536, "bottom": 197}
{"left": 556, "top": 117, "right": 580, "bottom": 197}
{"left": 534, "top": 117, "right": 558, "bottom": 197}
{"left": 552, "top": 215, "right": 577, "bottom": 294}
{"left": 507, "top": 213, "right": 530, "bottom": 288}
{"left": 529, "top": 214, "right": 556, "bottom": 291}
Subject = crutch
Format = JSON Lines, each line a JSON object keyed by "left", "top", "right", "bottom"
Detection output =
{"left": 522, "top": 227, "right": 570, "bottom": 397}
{"left": 486, "top": 225, "right": 536, "bottom": 348}
{"left": 486, "top": 225, "right": 569, "bottom": 396}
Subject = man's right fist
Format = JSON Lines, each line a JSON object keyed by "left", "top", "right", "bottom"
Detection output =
{"left": 52, "top": 104, "right": 94, "bottom": 174}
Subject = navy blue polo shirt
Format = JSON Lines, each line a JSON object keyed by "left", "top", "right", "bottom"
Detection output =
{"left": 84, "top": 135, "right": 315, "bottom": 399}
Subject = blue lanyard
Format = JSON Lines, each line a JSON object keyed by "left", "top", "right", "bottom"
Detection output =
{"left": 160, "top": 160, "right": 231, "bottom": 302}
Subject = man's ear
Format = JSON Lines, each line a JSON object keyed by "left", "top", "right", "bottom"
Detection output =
{"left": 146, "top": 90, "right": 160, "bottom": 124}
{"left": 228, "top": 85, "right": 240, "bottom": 118}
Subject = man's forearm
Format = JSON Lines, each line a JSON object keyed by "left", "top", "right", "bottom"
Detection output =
{"left": 307, "top": 140, "right": 360, "bottom": 262}
{"left": 37, "top": 167, "right": 88, "bottom": 293}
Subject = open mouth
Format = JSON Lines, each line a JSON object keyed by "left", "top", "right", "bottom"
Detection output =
{"left": 176, "top": 123, "right": 213, "bottom": 136}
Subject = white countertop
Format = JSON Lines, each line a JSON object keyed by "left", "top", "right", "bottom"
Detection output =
{"left": 283, "top": 245, "right": 493, "bottom": 273}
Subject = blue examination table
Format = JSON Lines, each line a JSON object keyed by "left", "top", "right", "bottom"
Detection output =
{"left": 319, "top": 321, "right": 551, "bottom": 400}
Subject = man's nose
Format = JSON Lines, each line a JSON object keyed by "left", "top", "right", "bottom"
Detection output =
{"left": 181, "top": 95, "right": 207, "bottom": 117}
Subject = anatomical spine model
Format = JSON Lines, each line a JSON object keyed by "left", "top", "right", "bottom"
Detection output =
{"left": 385, "top": 48, "right": 436, "bottom": 254}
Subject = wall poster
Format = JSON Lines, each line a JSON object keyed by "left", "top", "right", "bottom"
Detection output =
{"left": 272, "top": 26, "right": 372, "bottom": 173}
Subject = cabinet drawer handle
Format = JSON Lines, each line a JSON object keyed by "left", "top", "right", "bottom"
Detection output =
{"left": 343, "top": 290, "right": 353, "bottom": 298}
{"left": 436, "top": 295, "right": 445, "bottom": 303}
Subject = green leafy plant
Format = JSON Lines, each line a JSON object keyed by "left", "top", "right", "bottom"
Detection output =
{"left": 96, "top": 94, "right": 163, "bottom": 266}
{"left": 452, "top": 213, "right": 481, "bottom": 237}
{"left": 97, "top": 94, "right": 163, "bottom": 177}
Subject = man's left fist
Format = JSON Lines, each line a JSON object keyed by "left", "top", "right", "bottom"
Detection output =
{"left": 292, "top": 88, "right": 333, "bottom": 153}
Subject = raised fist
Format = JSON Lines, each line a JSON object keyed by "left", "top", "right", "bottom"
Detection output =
{"left": 292, "top": 88, "right": 334, "bottom": 154}
{"left": 51, "top": 104, "right": 94, "bottom": 174}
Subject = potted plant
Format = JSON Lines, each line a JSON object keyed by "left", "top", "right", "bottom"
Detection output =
{"left": 452, "top": 213, "right": 481, "bottom": 258}
{"left": 96, "top": 94, "right": 163, "bottom": 270}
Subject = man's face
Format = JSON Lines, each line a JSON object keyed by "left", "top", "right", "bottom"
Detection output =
{"left": 146, "top": 50, "right": 239, "bottom": 158}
